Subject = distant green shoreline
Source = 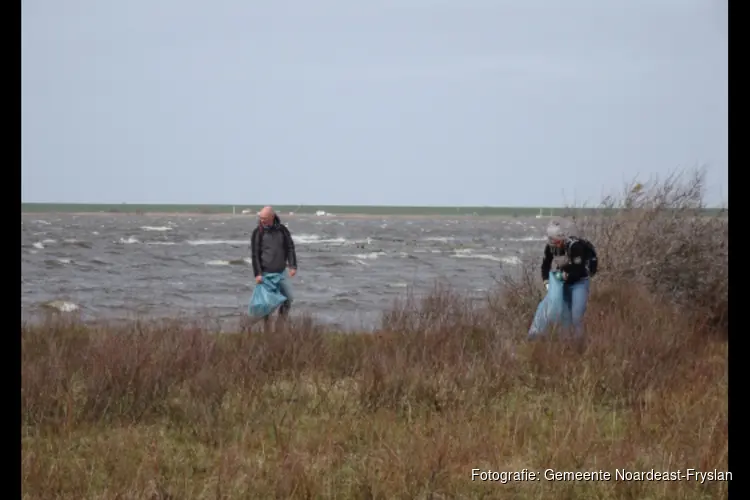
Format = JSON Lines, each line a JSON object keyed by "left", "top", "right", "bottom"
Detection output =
{"left": 21, "top": 202, "right": 726, "bottom": 217}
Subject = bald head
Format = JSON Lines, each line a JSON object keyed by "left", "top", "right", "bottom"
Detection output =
{"left": 258, "top": 206, "right": 276, "bottom": 227}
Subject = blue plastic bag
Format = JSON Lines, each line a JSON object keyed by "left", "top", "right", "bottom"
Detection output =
{"left": 248, "top": 273, "right": 288, "bottom": 317}
{"left": 528, "top": 271, "right": 572, "bottom": 338}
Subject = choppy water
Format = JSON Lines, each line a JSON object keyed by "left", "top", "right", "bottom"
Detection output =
{"left": 21, "top": 214, "right": 550, "bottom": 330}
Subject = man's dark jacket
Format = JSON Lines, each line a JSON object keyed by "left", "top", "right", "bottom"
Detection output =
{"left": 250, "top": 214, "right": 297, "bottom": 276}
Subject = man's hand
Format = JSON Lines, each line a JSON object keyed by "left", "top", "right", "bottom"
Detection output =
{"left": 255, "top": 275, "right": 262, "bottom": 284}
{"left": 562, "top": 272, "right": 568, "bottom": 281}
{"left": 289, "top": 268, "right": 297, "bottom": 277}
{"left": 544, "top": 280, "right": 549, "bottom": 290}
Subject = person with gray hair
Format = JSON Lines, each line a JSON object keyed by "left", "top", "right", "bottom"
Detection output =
{"left": 528, "top": 218, "right": 598, "bottom": 339}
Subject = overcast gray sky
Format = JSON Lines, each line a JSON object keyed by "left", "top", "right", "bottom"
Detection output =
{"left": 22, "top": 0, "right": 727, "bottom": 207}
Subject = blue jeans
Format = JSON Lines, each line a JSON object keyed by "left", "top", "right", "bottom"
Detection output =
{"left": 262, "top": 270, "right": 294, "bottom": 318}
{"left": 528, "top": 277, "right": 590, "bottom": 339}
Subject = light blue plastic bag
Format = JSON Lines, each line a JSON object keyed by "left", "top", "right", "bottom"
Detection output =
{"left": 248, "top": 272, "right": 288, "bottom": 317}
{"left": 528, "top": 271, "right": 573, "bottom": 338}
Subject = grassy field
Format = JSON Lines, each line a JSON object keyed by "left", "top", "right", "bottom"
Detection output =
{"left": 21, "top": 171, "right": 729, "bottom": 499}
{"left": 20, "top": 202, "right": 726, "bottom": 217}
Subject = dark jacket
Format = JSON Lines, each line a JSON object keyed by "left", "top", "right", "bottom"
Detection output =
{"left": 541, "top": 237, "right": 598, "bottom": 284}
{"left": 250, "top": 214, "right": 297, "bottom": 276}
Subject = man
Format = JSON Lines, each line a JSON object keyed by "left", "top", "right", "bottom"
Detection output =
{"left": 250, "top": 206, "right": 297, "bottom": 328}
{"left": 528, "top": 219, "right": 598, "bottom": 338}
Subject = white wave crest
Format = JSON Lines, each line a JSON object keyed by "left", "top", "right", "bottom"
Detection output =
{"left": 42, "top": 300, "right": 79, "bottom": 312}
{"left": 294, "top": 234, "right": 348, "bottom": 245}
{"left": 452, "top": 249, "right": 521, "bottom": 265}
{"left": 347, "top": 252, "right": 386, "bottom": 260}
{"left": 504, "top": 236, "right": 546, "bottom": 242}
{"left": 347, "top": 259, "right": 370, "bottom": 267}
{"left": 206, "top": 260, "right": 231, "bottom": 266}
{"left": 205, "top": 258, "right": 252, "bottom": 266}
{"left": 187, "top": 239, "right": 248, "bottom": 246}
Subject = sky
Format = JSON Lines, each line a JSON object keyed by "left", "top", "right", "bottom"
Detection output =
{"left": 21, "top": 0, "right": 728, "bottom": 207}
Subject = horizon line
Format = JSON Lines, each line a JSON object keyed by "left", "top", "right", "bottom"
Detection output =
{"left": 22, "top": 201, "right": 570, "bottom": 208}
{"left": 21, "top": 201, "right": 727, "bottom": 210}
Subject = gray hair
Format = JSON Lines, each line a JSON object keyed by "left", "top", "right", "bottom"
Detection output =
{"left": 546, "top": 218, "right": 579, "bottom": 242}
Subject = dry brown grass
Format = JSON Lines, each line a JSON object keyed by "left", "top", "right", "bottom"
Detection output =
{"left": 22, "top": 170, "right": 729, "bottom": 499}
